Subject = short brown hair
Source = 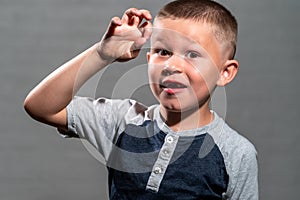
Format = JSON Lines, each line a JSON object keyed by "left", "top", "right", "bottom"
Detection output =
{"left": 157, "top": 0, "right": 238, "bottom": 59}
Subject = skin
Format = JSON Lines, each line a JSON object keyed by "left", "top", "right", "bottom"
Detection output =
{"left": 24, "top": 8, "right": 238, "bottom": 133}
{"left": 148, "top": 18, "right": 239, "bottom": 131}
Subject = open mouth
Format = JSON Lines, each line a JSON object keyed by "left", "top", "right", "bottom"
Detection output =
{"left": 160, "top": 80, "right": 187, "bottom": 94}
{"left": 160, "top": 80, "right": 187, "bottom": 89}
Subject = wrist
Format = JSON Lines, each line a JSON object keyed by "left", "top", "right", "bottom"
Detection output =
{"left": 95, "top": 42, "right": 116, "bottom": 64}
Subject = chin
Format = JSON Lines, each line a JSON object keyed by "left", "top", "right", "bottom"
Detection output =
{"left": 163, "top": 105, "right": 182, "bottom": 113}
{"left": 159, "top": 98, "right": 180, "bottom": 110}
{"left": 160, "top": 101, "right": 199, "bottom": 113}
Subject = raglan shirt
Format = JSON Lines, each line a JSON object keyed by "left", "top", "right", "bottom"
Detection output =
{"left": 60, "top": 96, "right": 258, "bottom": 200}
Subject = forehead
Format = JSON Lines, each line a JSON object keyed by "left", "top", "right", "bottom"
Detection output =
{"left": 153, "top": 18, "right": 216, "bottom": 46}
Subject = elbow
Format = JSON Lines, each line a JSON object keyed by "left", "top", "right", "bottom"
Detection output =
{"left": 24, "top": 90, "right": 67, "bottom": 128}
{"left": 23, "top": 94, "right": 65, "bottom": 127}
{"left": 23, "top": 96, "right": 33, "bottom": 117}
{"left": 23, "top": 94, "right": 44, "bottom": 122}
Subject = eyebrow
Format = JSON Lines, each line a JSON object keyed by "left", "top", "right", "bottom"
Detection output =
{"left": 151, "top": 36, "right": 209, "bottom": 55}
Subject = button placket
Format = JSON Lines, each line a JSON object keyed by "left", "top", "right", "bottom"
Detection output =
{"left": 146, "top": 133, "right": 179, "bottom": 192}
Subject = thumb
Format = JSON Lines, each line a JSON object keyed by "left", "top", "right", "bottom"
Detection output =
{"left": 133, "top": 21, "right": 152, "bottom": 50}
{"left": 140, "top": 21, "right": 152, "bottom": 40}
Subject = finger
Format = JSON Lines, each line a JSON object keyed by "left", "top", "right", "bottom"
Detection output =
{"left": 122, "top": 8, "right": 139, "bottom": 24}
{"left": 104, "top": 16, "right": 122, "bottom": 39}
{"left": 139, "top": 9, "right": 152, "bottom": 21}
{"left": 124, "top": 8, "right": 142, "bottom": 18}
{"left": 131, "top": 16, "right": 140, "bottom": 27}
{"left": 126, "top": 8, "right": 152, "bottom": 21}
{"left": 139, "top": 21, "right": 152, "bottom": 40}
{"left": 123, "top": 8, "right": 152, "bottom": 25}
{"left": 111, "top": 16, "right": 122, "bottom": 26}
{"left": 133, "top": 21, "right": 152, "bottom": 50}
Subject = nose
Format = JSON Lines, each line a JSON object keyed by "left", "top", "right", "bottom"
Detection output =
{"left": 162, "top": 54, "right": 185, "bottom": 76}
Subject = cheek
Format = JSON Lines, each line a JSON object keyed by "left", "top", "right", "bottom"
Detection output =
{"left": 147, "top": 58, "right": 165, "bottom": 82}
{"left": 192, "top": 64, "right": 220, "bottom": 90}
{"left": 189, "top": 69, "right": 219, "bottom": 97}
{"left": 203, "top": 71, "right": 219, "bottom": 89}
{"left": 147, "top": 63, "right": 158, "bottom": 83}
{"left": 147, "top": 64, "right": 161, "bottom": 95}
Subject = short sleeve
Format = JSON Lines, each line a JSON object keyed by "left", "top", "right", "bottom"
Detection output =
{"left": 229, "top": 143, "right": 259, "bottom": 200}
{"left": 59, "top": 96, "right": 134, "bottom": 161}
{"left": 203, "top": 113, "right": 259, "bottom": 200}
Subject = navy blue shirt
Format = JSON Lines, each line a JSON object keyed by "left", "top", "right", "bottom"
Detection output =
{"left": 108, "top": 120, "right": 228, "bottom": 199}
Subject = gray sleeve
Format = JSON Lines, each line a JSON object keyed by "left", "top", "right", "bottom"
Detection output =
{"left": 224, "top": 140, "right": 259, "bottom": 200}
{"left": 214, "top": 121, "right": 259, "bottom": 200}
{"left": 231, "top": 145, "right": 258, "bottom": 200}
{"left": 61, "top": 96, "right": 134, "bottom": 161}
{"left": 204, "top": 114, "right": 259, "bottom": 200}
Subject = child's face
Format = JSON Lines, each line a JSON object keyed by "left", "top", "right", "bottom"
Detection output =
{"left": 147, "top": 18, "right": 226, "bottom": 112}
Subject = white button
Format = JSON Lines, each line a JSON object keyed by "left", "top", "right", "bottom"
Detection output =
{"left": 153, "top": 166, "right": 162, "bottom": 174}
{"left": 163, "top": 149, "right": 169, "bottom": 156}
{"left": 166, "top": 136, "right": 174, "bottom": 143}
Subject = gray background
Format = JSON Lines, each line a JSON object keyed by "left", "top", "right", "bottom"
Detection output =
{"left": 1, "top": 0, "right": 299, "bottom": 199}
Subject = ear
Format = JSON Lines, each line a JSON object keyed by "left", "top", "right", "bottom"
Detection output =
{"left": 216, "top": 59, "right": 239, "bottom": 86}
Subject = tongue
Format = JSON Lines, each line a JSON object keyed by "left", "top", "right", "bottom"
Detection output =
{"left": 164, "top": 88, "right": 176, "bottom": 95}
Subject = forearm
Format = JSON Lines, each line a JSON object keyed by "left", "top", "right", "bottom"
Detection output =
{"left": 24, "top": 43, "right": 110, "bottom": 120}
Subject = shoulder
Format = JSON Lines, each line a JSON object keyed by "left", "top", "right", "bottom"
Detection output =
{"left": 223, "top": 122, "right": 256, "bottom": 150}
{"left": 212, "top": 118, "right": 257, "bottom": 171}
{"left": 222, "top": 122, "right": 257, "bottom": 159}
{"left": 65, "top": 96, "right": 159, "bottom": 136}
{"left": 208, "top": 112, "right": 257, "bottom": 159}
{"left": 69, "top": 96, "right": 158, "bottom": 124}
{"left": 69, "top": 96, "right": 144, "bottom": 113}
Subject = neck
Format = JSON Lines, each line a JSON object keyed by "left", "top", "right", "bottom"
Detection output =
{"left": 160, "top": 103, "right": 213, "bottom": 132}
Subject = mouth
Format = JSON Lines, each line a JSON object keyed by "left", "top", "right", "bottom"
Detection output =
{"left": 160, "top": 80, "right": 188, "bottom": 95}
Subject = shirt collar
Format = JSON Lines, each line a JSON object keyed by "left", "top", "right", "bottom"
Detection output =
{"left": 153, "top": 105, "right": 225, "bottom": 137}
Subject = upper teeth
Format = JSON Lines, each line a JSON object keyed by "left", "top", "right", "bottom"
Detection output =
{"left": 163, "top": 82, "right": 185, "bottom": 88}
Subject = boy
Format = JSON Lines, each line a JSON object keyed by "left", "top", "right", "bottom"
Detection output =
{"left": 24, "top": 0, "right": 258, "bottom": 199}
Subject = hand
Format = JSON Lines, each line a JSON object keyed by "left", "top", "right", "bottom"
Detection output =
{"left": 97, "top": 8, "right": 152, "bottom": 62}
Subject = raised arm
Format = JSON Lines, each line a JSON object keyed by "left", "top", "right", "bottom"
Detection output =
{"left": 24, "top": 8, "right": 152, "bottom": 130}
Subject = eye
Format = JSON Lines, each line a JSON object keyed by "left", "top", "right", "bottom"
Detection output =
{"left": 153, "top": 48, "right": 172, "bottom": 57}
{"left": 186, "top": 51, "right": 201, "bottom": 59}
